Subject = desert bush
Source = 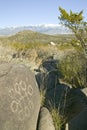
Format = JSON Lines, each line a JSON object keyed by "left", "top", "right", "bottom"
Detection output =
{"left": 10, "top": 41, "right": 48, "bottom": 50}
{"left": 57, "top": 42, "right": 72, "bottom": 50}
{"left": 40, "top": 89, "right": 46, "bottom": 106}
{"left": 51, "top": 108, "right": 64, "bottom": 130}
{"left": 58, "top": 52, "right": 86, "bottom": 88}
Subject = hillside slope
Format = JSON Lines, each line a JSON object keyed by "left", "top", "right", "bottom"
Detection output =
{"left": 0, "top": 30, "right": 75, "bottom": 45}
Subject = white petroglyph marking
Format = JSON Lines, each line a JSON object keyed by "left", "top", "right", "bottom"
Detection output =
{"left": 29, "top": 100, "right": 34, "bottom": 110}
{"left": 9, "top": 89, "right": 14, "bottom": 98}
{"left": 14, "top": 83, "right": 21, "bottom": 95}
{"left": 11, "top": 100, "right": 18, "bottom": 113}
{"left": 9, "top": 80, "right": 34, "bottom": 121}
{"left": 19, "top": 81, "right": 27, "bottom": 98}
{"left": 18, "top": 104, "right": 31, "bottom": 121}
{"left": 20, "top": 80, "right": 27, "bottom": 91}
{"left": 18, "top": 109, "right": 25, "bottom": 121}
{"left": 27, "top": 85, "right": 33, "bottom": 96}
{"left": 24, "top": 106, "right": 30, "bottom": 117}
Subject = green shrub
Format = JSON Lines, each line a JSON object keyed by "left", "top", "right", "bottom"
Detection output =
{"left": 51, "top": 108, "right": 64, "bottom": 130}
{"left": 9, "top": 42, "right": 48, "bottom": 51}
{"left": 58, "top": 52, "right": 86, "bottom": 88}
{"left": 40, "top": 89, "right": 46, "bottom": 106}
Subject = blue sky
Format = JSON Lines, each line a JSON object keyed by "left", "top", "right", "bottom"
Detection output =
{"left": 0, "top": 0, "right": 87, "bottom": 27}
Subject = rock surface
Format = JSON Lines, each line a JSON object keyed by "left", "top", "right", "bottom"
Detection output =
{"left": 45, "top": 83, "right": 70, "bottom": 111}
{"left": 64, "top": 88, "right": 87, "bottom": 120}
{"left": 0, "top": 62, "right": 40, "bottom": 130}
{"left": 82, "top": 87, "right": 87, "bottom": 96}
{"left": 66, "top": 109, "right": 87, "bottom": 130}
{"left": 35, "top": 57, "right": 87, "bottom": 130}
{"left": 35, "top": 57, "right": 59, "bottom": 90}
{"left": 37, "top": 107, "right": 55, "bottom": 130}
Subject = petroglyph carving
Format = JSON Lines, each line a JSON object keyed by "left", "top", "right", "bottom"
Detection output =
{"left": 29, "top": 100, "right": 34, "bottom": 110}
{"left": 28, "top": 85, "right": 33, "bottom": 96}
{"left": 9, "top": 79, "right": 34, "bottom": 121}
{"left": 11, "top": 100, "right": 19, "bottom": 113}
{"left": 14, "top": 82, "right": 21, "bottom": 95}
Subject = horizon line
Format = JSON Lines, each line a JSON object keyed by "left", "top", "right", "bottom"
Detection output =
{"left": 0, "top": 23, "right": 62, "bottom": 28}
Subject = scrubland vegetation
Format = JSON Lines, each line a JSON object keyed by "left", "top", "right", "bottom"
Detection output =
{"left": 0, "top": 7, "right": 87, "bottom": 130}
{"left": 0, "top": 25, "right": 86, "bottom": 130}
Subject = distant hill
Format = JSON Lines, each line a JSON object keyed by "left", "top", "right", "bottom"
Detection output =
{"left": 0, "top": 30, "right": 74, "bottom": 45}
{"left": 0, "top": 24, "right": 71, "bottom": 36}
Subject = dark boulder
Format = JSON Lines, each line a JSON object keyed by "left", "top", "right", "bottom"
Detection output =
{"left": 35, "top": 57, "right": 59, "bottom": 90}
{"left": 66, "top": 108, "right": 87, "bottom": 130}
{"left": 64, "top": 88, "right": 87, "bottom": 121}
{"left": 45, "top": 83, "right": 70, "bottom": 112}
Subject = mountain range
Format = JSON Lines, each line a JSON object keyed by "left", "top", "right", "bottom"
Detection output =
{"left": 0, "top": 24, "right": 71, "bottom": 36}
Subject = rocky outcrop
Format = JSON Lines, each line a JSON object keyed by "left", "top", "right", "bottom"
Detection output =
{"left": 0, "top": 58, "right": 87, "bottom": 130}
{"left": 35, "top": 57, "right": 87, "bottom": 130}
{"left": 0, "top": 62, "right": 40, "bottom": 130}
{"left": 35, "top": 57, "right": 70, "bottom": 111}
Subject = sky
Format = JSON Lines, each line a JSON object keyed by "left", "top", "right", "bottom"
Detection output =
{"left": 0, "top": 0, "right": 87, "bottom": 27}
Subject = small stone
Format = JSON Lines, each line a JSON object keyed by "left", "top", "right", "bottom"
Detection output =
{"left": 38, "top": 107, "right": 55, "bottom": 130}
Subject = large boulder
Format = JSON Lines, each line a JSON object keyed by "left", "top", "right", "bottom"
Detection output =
{"left": 66, "top": 108, "right": 87, "bottom": 130}
{"left": 45, "top": 87, "right": 87, "bottom": 123}
{"left": 0, "top": 62, "right": 40, "bottom": 130}
{"left": 37, "top": 107, "right": 55, "bottom": 130}
{"left": 64, "top": 88, "right": 87, "bottom": 120}
{"left": 45, "top": 83, "right": 70, "bottom": 112}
